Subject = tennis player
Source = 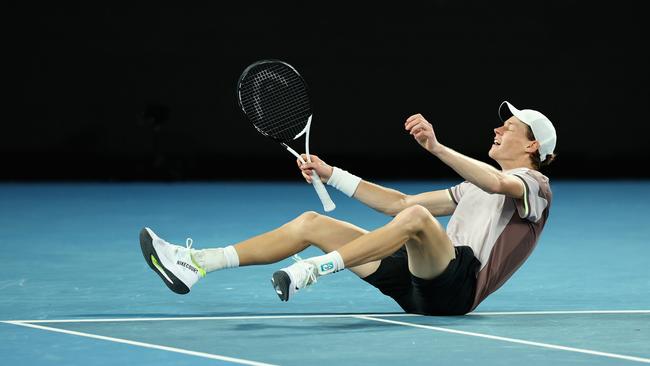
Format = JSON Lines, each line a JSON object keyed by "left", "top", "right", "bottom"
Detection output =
{"left": 140, "top": 101, "right": 556, "bottom": 315}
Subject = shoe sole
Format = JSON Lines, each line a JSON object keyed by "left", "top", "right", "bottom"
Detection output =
{"left": 139, "top": 227, "right": 190, "bottom": 295}
{"left": 271, "top": 270, "right": 291, "bottom": 301}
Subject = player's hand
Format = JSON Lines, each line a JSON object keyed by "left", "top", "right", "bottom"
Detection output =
{"left": 296, "top": 154, "right": 333, "bottom": 184}
{"left": 404, "top": 113, "right": 441, "bottom": 154}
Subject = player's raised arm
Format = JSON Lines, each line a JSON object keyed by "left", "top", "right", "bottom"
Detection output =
{"left": 297, "top": 154, "right": 455, "bottom": 216}
{"left": 404, "top": 114, "right": 524, "bottom": 199}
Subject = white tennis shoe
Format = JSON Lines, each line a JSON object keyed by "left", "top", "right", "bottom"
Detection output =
{"left": 271, "top": 256, "right": 319, "bottom": 301}
{"left": 139, "top": 227, "right": 206, "bottom": 294}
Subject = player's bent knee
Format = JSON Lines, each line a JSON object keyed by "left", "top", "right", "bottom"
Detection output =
{"left": 392, "top": 205, "right": 435, "bottom": 234}
{"left": 298, "top": 211, "right": 320, "bottom": 221}
{"left": 398, "top": 204, "right": 433, "bottom": 223}
{"left": 291, "top": 211, "right": 321, "bottom": 235}
{"left": 406, "top": 204, "right": 432, "bottom": 218}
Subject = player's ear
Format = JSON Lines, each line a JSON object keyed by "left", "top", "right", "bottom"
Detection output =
{"left": 524, "top": 140, "right": 540, "bottom": 154}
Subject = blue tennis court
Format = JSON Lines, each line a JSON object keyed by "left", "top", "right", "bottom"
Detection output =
{"left": 1, "top": 181, "right": 649, "bottom": 365}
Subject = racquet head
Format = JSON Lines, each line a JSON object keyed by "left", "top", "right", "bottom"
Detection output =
{"left": 237, "top": 60, "right": 312, "bottom": 143}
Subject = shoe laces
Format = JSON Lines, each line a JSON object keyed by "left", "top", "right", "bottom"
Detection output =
{"left": 291, "top": 254, "right": 318, "bottom": 287}
{"left": 172, "top": 238, "right": 193, "bottom": 256}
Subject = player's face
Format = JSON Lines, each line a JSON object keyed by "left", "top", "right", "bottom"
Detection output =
{"left": 489, "top": 117, "right": 533, "bottom": 162}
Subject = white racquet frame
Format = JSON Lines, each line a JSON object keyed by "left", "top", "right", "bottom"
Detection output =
{"left": 282, "top": 116, "right": 335, "bottom": 212}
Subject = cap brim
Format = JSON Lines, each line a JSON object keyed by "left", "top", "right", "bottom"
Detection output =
{"left": 499, "top": 101, "right": 522, "bottom": 122}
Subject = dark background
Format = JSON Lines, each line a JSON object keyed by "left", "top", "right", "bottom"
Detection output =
{"left": 4, "top": 2, "right": 648, "bottom": 181}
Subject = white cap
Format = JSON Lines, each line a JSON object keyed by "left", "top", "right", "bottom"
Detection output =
{"left": 498, "top": 101, "right": 557, "bottom": 162}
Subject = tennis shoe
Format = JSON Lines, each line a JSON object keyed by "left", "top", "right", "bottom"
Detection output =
{"left": 271, "top": 255, "right": 318, "bottom": 301}
{"left": 139, "top": 227, "right": 206, "bottom": 294}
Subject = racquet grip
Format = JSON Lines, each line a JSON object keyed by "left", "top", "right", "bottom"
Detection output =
{"left": 310, "top": 171, "right": 336, "bottom": 212}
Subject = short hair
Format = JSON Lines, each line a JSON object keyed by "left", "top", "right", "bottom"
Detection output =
{"left": 526, "top": 126, "right": 556, "bottom": 170}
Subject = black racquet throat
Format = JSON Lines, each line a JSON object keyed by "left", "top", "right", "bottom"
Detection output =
{"left": 237, "top": 60, "right": 335, "bottom": 212}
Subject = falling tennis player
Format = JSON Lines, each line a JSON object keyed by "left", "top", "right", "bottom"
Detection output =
{"left": 139, "top": 100, "right": 557, "bottom": 315}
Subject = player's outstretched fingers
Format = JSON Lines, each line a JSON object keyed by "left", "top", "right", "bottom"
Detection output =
{"left": 405, "top": 114, "right": 424, "bottom": 131}
{"left": 405, "top": 113, "right": 422, "bottom": 124}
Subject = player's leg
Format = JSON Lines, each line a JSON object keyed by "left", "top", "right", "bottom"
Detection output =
{"left": 229, "top": 211, "right": 380, "bottom": 277}
{"left": 274, "top": 205, "right": 455, "bottom": 299}
{"left": 341, "top": 204, "right": 455, "bottom": 280}
{"left": 139, "top": 212, "right": 380, "bottom": 294}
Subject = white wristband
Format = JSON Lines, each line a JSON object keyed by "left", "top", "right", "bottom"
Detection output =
{"left": 327, "top": 167, "right": 361, "bottom": 197}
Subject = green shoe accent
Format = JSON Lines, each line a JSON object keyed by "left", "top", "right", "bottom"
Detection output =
{"left": 151, "top": 254, "right": 174, "bottom": 284}
{"left": 151, "top": 255, "right": 164, "bottom": 272}
{"left": 190, "top": 254, "right": 207, "bottom": 278}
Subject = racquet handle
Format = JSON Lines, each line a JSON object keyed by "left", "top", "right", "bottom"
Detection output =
{"left": 310, "top": 171, "right": 336, "bottom": 212}
{"left": 283, "top": 144, "right": 336, "bottom": 212}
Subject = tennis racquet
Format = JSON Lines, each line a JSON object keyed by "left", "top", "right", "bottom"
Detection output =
{"left": 236, "top": 59, "right": 335, "bottom": 212}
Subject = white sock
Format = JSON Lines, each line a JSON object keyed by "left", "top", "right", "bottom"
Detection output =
{"left": 191, "top": 245, "right": 239, "bottom": 273}
{"left": 309, "top": 251, "right": 345, "bottom": 276}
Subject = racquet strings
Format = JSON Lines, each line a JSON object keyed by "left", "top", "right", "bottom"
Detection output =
{"left": 239, "top": 62, "right": 312, "bottom": 143}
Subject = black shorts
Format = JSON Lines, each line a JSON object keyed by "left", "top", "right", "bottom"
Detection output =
{"left": 362, "top": 245, "right": 480, "bottom": 315}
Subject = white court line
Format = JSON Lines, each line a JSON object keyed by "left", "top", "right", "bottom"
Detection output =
{"left": 355, "top": 315, "right": 650, "bottom": 364}
{"left": 0, "top": 313, "right": 420, "bottom": 324}
{"left": 5, "top": 321, "right": 277, "bottom": 366}
{"left": 469, "top": 310, "right": 650, "bottom": 316}
{"left": 3, "top": 309, "right": 649, "bottom": 324}
{"left": 2, "top": 311, "right": 648, "bottom": 364}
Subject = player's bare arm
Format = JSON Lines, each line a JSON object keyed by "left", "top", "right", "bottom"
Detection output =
{"left": 297, "top": 154, "right": 455, "bottom": 217}
{"left": 404, "top": 114, "right": 525, "bottom": 199}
